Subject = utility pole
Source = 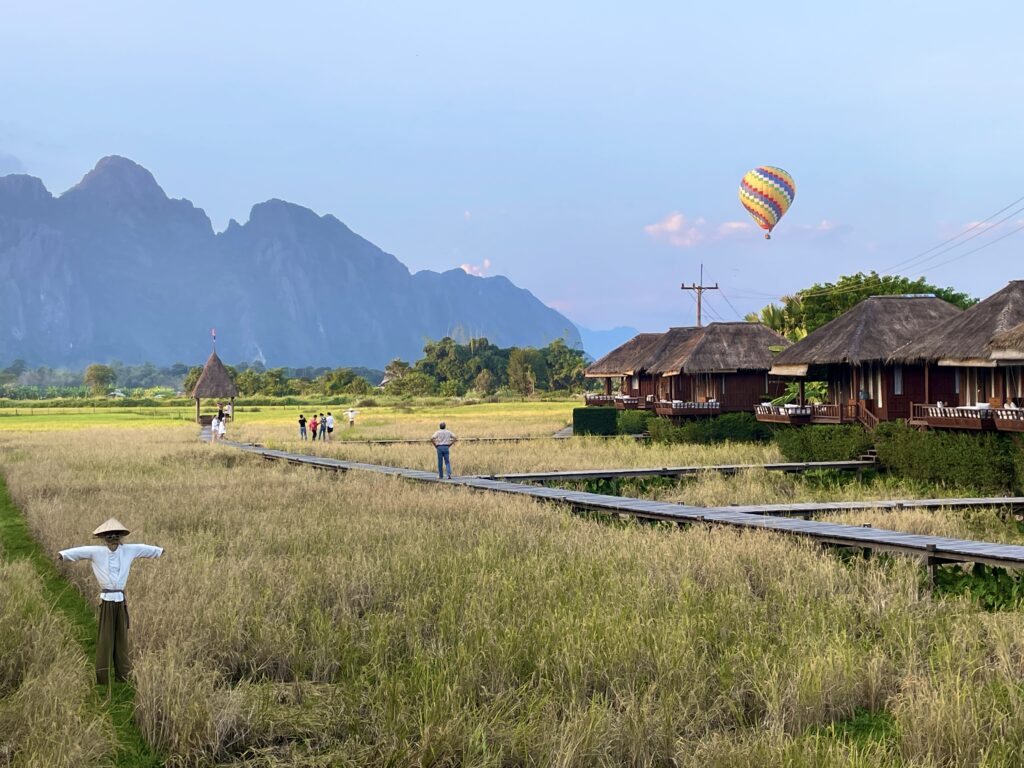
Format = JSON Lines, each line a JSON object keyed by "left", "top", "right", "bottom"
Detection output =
{"left": 680, "top": 264, "right": 719, "bottom": 327}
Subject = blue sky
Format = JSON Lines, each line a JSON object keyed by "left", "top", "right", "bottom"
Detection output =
{"left": 3, "top": 2, "right": 1023, "bottom": 331}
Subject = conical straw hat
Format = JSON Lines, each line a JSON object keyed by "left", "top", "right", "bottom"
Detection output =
{"left": 92, "top": 518, "right": 130, "bottom": 537}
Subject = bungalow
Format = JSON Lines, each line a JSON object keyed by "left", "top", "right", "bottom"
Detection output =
{"left": 583, "top": 333, "right": 665, "bottom": 408}
{"left": 585, "top": 322, "right": 790, "bottom": 416}
{"left": 757, "top": 295, "right": 963, "bottom": 428}
{"left": 891, "top": 280, "right": 1024, "bottom": 431}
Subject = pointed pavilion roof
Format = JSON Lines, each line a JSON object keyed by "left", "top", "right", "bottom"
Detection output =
{"left": 190, "top": 351, "right": 239, "bottom": 398}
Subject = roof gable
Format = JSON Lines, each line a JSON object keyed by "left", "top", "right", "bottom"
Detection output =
{"left": 773, "top": 296, "right": 962, "bottom": 366}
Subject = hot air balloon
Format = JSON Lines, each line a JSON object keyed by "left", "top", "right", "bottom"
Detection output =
{"left": 739, "top": 166, "right": 796, "bottom": 239}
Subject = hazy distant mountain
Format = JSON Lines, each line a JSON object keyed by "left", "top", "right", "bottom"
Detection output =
{"left": 576, "top": 325, "right": 640, "bottom": 360}
{"left": 0, "top": 156, "right": 580, "bottom": 368}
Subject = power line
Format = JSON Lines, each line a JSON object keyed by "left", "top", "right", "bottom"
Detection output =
{"left": 748, "top": 191, "right": 1024, "bottom": 305}
{"left": 921, "top": 218, "right": 1024, "bottom": 272}
{"left": 877, "top": 203, "right": 1024, "bottom": 276}
{"left": 680, "top": 263, "right": 719, "bottom": 327}
{"left": 700, "top": 267, "right": 745, "bottom": 320}
{"left": 879, "top": 193, "right": 1024, "bottom": 273}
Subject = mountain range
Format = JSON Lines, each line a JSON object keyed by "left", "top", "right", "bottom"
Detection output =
{"left": 0, "top": 156, "right": 582, "bottom": 368}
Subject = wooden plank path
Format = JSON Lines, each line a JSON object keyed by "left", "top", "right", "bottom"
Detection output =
{"left": 479, "top": 460, "right": 875, "bottom": 482}
{"left": 328, "top": 434, "right": 642, "bottom": 446}
{"left": 230, "top": 442, "right": 1024, "bottom": 571}
{"left": 725, "top": 497, "right": 1024, "bottom": 517}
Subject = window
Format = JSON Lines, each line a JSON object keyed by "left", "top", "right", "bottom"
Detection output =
{"left": 893, "top": 365, "right": 903, "bottom": 396}
{"left": 632, "top": 375, "right": 639, "bottom": 391}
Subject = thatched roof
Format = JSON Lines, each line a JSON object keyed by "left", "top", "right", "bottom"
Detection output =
{"left": 647, "top": 322, "right": 790, "bottom": 374}
{"left": 190, "top": 351, "right": 239, "bottom": 398}
{"left": 585, "top": 333, "right": 665, "bottom": 376}
{"left": 988, "top": 320, "right": 1024, "bottom": 358}
{"left": 773, "top": 295, "right": 962, "bottom": 368}
{"left": 585, "top": 323, "right": 789, "bottom": 377}
{"left": 892, "top": 281, "right": 1024, "bottom": 364}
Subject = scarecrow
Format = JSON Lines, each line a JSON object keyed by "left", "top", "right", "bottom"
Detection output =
{"left": 57, "top": 518, "right": 164, "bottom": 685}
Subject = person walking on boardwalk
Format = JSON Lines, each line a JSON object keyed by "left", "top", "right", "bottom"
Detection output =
{"left": 298, "top": 413, "right": 307, "bottom": 440}
{"left": 210, "top": 414, "right": 221, "bottom": 443}
{"left": 56, "top": 518, "right": 164, "bottom": 686}
{"left": 325, "top": 412, "right": 334, "bottom": 441}
{"left": 431, "top": 421, "right": 457, "bottom": 479}
{"left": 309, "top": 414, "right": 318, "bottom": 441}
{"left": 318, "top": 413, "right": 327, "bottom": 441}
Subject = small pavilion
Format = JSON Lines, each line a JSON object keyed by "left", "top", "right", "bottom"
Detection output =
{"left": 190, "top": 351, "right": 239, "bottom": 424}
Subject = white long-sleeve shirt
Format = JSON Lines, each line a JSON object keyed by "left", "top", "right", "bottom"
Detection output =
{"left": 58, "top": 543, "right": 163, "bottom": 601}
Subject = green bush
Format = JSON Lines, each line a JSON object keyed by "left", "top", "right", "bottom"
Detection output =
{"left": 572, "top": 407, "right": 617, "bottom": 436}
{"left": 1013, "top": 437, "right": 1024, "bottom": 494}
{"left": 647, "top": 413, "right": 774, "bottom": 444}
{"left": 616, "top": 409, "right": 656, "bottom": 435}
{"left": 874, "top": 421, "right": 1017, "bottom": 494}
{"left": 775, "top": 424, "right": 873, "bottom": 462}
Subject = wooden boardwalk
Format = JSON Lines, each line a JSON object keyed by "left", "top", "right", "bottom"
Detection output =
{"left": 230, "top": 443, "right": 1024, "bottom": 571}
{"left": 328, "top": 434, "right": 641, "bottom": 446}
{"left": 480, "top": 460, "right": 875, "bottom": 482}
{"left": 726, "top": 497, "right": 1024, "bottom": 517}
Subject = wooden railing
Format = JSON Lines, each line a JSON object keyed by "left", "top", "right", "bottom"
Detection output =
{"left": 914, "top": 403, "right": 996, "bottom": 431}
{"left": 655, "top": 400, "right": 721, "bottom": 416}
{"left": 584, "top": 394, "right": 615, "bottom": 407}
{"left": 993, "top": 408, "right": 1024, "bottom": 432}
{"left": 856, "top": 402, "right": 879, "bottom": 431}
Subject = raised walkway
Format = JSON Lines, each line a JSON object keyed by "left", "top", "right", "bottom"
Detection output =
{"left": 231, "top": 443, "right": 1024, "bottom": 571}
{"left": 478, "top": 460, "right": 875, "bottom": 482}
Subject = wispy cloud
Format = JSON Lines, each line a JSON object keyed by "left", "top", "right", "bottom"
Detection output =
{"left": 644, "top": 213, "right": 752, "bottom": 247}
{"left": 460, "top": 258, "right": 491, "bottom": 276}
{"left": 643, "top": 212, "right": 706, "bottom": 247}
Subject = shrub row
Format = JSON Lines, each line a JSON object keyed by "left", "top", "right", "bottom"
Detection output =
{"left": 874, "top": 421, "right": 1023, "bottom": 494}
{"left": 616, "top": 409, "right": 657, "bottom": 435}
{"left": 774, "top": 424, "right": 873, "bottom": 462}
{"left": 648, "top": 412, "right": 774, "bottom": 444}
{"left": 572, "top": 407, "right": 617, "bottom": 436}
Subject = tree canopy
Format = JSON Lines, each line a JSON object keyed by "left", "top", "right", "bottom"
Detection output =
{"left": 746, "top": 272, "right": 977, "bottom": 338}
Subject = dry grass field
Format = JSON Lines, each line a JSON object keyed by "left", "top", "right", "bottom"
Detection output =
{"left": 1, "top": 424, "right": 1024, "bottom": 766}
{"left": 0, "top": 536, "right": 116, "bottom": 766}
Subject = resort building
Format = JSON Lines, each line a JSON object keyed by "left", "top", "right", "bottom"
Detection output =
{"left": 585, "top": 322, "right": 790, "bottom": 417}
{"left": 756, "top": 295, "right": 963, "bottom": 428}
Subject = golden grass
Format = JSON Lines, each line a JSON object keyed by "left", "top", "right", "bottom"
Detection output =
{"left": 238, "top": 400, "right": 577, "bottom": 440}
{"left": 3, "top": 428, "right": 1024, "bottom": 765}
{"left": 0, "top": 558, "right": 115, "bottom": 767}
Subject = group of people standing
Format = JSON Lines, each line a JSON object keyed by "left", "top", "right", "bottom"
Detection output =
{"left": 298, "top": 409, "right": 358, "bottom": 441}
{"left": 298, "top": 412, "right": 333, "bottom": 441}
{"left": 210, "top": 404, "right": 229, "bottom": 443}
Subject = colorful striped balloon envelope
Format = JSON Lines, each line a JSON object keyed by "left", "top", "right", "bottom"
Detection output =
{"left": 739, "top": 166, "right": 796, "bottom": 239}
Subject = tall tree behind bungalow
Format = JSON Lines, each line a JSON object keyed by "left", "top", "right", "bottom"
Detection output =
{"left": 747, "top": 272, "right": 976, "bottom": 339}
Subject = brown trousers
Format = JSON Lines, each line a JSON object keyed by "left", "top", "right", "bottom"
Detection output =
{"left": 96, "top": 600, "right": 130, "bottom": 685}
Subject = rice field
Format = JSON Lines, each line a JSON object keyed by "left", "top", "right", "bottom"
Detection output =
{"left": 2, "top": 422, "right": 1024, "bottom": 766}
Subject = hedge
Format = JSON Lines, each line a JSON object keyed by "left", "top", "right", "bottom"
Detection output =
{"left": 874, "top": 421, "right": 1021, "bottom": 494}
{"left": 573, "top": 407, "right": 617, "bottom": 436}
{"left": 774, "top": 424, "right": 873, "bottom": 462}
{"left": 617, "top": 410, "right": 657, "bottom": 435}
{"left": 648, "top": 412, "right": 774, "bottom": 445}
